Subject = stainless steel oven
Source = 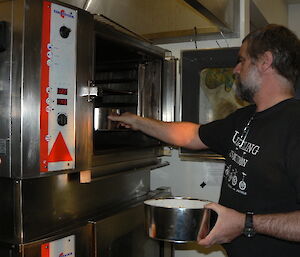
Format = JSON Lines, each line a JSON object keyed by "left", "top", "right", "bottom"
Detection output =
{"left": 0, "top": 0, "right": 175, "bottom": 256}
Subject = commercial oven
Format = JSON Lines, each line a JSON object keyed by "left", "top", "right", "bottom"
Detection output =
{"left": 0, "top": 0, "right": 175, "bottom": 256}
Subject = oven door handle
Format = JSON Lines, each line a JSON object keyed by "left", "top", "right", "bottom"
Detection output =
{"left": 81, "top": 80, "right": 136, "bottom": 102}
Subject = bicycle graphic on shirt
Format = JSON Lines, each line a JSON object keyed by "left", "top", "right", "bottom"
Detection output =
{"left": 224, "top": 164, "right": 247, "bottom": 191}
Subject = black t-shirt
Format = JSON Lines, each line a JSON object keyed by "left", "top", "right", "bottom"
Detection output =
{"left": 199, "top": 98, "right": 300, "bottom": 257}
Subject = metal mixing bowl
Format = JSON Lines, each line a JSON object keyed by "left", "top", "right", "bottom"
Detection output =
{"left": 144, "top": 197, "right": 211, "bottom": 243}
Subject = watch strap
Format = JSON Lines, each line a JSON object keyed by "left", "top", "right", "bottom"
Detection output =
{"left": 243, "top": 211, "right": 256, "bottom": 237}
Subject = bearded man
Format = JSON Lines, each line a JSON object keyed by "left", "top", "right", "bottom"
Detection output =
{"left": 109, "top": 24, "right": 300, "bottom": 257}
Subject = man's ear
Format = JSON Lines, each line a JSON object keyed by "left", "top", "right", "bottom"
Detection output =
{"left": 259, "top": 51, "right": 273, "bottom": 72}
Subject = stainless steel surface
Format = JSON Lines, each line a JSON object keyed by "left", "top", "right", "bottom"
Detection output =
{"left": 138, "top": 60, "right": 162, "bottom": 119}
{"left": 144, "top": 197, "right": 211, "bottom": 243}
{"left": 162, "top": 57, "right": 176, "bottom": 122}
{"left": 183, "top": 0, "right": 233, "bottom": 32}
{"left": 91, "top": 187, "right": 172, "bottom": 257}
{"left": 21, "top": 0, "right": 43, "bottom": 177}
{"left": 60, "top": 0, "right": 239, "bottom": 43}
{"left": 74, "top": 4, "right": 94, "bottom": 174}
{"left": 0, "top": 0, "right": 12, "bottom": 177}
{"left": 151, "top": 0, "right": 241, "bottom": 45}
{"left": 97, "top": 13, "right": 153, "bottom": 43}
{"left": 93, "top": 18, "right": 166, "bottom": 59}
{"left": 22, "top": 167, "right": 151, "bottom": 241}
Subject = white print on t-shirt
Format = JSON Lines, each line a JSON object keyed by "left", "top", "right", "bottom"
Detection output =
{"left": 232, "top": 130, "right": 260, "bottom": 155}
{"left": 229, "top": 150, "right": 248, "bottom": 167}
{"left": 223, "top": 131, "right": 261, "bottom": 196}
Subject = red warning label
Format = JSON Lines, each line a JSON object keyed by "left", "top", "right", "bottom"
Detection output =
{"left": 48, "top": 132, "right": 73, "bottom": 162}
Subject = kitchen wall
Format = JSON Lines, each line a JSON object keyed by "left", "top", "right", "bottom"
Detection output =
{"left": 150, "top": 1, "right": 294, "bottom": 257}
{"left": 288, "top": 4, "right": 300, "bottom": 37}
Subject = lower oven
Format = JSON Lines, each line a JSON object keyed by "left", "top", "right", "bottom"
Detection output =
{"left": 0, "top": 186, "right": 173, "bottom": 257}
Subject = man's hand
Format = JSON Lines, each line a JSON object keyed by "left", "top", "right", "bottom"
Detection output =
{"left": 108, "top": 112, "right": 139, "bottom": 130}
{"left": 108, "top": 112, "right": 207, "bottom": 149}
{"left": 198, "top": 202, "right": 245, "bottom": 247}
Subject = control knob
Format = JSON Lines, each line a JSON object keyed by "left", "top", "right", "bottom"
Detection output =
{"left": 57, "top": 113, "right": 68, "bottom": 126}
{"left": 59, "top": 26, "right": 71, "bottom": 38}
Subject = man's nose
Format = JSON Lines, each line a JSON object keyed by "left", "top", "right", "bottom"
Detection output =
{"left": 233, "top": 63, "right": 240, "bottom": 74}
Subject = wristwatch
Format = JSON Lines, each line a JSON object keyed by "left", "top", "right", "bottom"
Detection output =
{"left": 243, "top": 212, "right": 256, "bottom": 237}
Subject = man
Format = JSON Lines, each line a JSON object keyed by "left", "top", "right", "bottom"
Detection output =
{"left": 109, "top": 24, "right": 300, "bottom": 257}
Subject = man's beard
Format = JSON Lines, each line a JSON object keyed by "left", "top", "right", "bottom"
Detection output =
{"left": 235, "top": 65, "right": 261, "bottom": 103}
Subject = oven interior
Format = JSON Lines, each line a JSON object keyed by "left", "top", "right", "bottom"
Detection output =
{"left": 92, "top": 33, "right": 163, "bottom": 154}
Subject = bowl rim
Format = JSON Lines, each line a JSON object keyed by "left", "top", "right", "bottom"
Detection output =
{"left": 144, "top": 197, "right": 211, "bottom": 209}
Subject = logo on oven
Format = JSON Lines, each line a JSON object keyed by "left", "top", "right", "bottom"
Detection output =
{"left": 58, "top": 252, "right": 73, "bottom": 257}
{"left": 54, "top": 9, "right": 75, "bottom": 19}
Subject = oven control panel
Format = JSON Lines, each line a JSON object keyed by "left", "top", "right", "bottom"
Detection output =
{"left": 41, "top": 235, "right": 75, "bottom": 257}
{"left": 40, "top": 1, "right": 77, "bottom": 172}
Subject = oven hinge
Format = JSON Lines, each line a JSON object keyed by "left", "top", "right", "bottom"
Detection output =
{"left": 81, "top": 80, "right": 98, "bottom": 102}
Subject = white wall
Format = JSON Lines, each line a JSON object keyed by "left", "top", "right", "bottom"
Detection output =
{"left": 288, "top": 4, "right": 300, "bottom": 37}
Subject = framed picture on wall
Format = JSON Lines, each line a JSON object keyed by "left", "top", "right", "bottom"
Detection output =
{"left": 180, "top": 47, "right": 248, "bottom": 160}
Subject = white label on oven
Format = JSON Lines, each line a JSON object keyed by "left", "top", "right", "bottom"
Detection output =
{"left": 41, "top": 235, "right": 75, "bottom": 257}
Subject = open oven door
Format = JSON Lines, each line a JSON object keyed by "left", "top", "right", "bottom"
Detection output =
{"left": 162, "top": 55, "right": 177, "bottom": 123}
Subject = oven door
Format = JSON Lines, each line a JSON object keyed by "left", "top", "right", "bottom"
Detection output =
{"left": 92, "top": 196, "right": 173, "bottom": 257}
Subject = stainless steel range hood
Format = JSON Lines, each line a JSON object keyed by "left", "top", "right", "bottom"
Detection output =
{"left": 60, "top": 0, "right": 267, "bottom": 44}
{"left": 182, "top": 0, "right": 235, "bottom": 32}
{"left": 59, "top": 0, "right": 238, "bottom": 42}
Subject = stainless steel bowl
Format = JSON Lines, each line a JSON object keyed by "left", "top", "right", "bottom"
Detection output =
{"left": 144, "top": 197, "right": 211, "bottom": 243}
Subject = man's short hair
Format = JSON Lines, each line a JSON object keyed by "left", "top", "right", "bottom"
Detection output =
{"left": 243, "top": 24, "right": 300, "bottom": 85}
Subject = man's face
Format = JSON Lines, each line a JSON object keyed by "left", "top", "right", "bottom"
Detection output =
{"left": 233, "top": 41, "right": 261, "bottom": 103}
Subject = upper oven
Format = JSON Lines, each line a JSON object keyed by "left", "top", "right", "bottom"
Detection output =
{"left": 0, "top": 0, "right": 176, "bottom": 178}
